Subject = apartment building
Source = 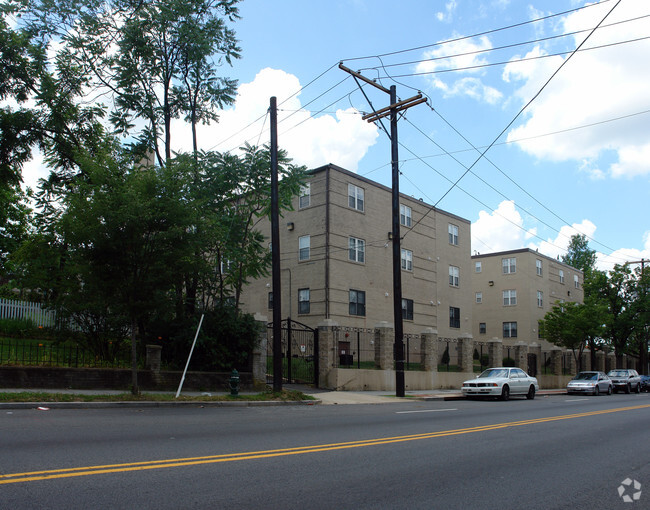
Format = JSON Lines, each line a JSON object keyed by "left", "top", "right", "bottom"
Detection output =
{"left": 471, "top": 249, "right": 584, "bottom": 350}
{"left": 239, "top": 164, "right": 473, "bottom": 338}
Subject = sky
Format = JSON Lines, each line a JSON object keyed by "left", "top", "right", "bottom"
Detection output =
{"left": 21, "top": 0, "right": 650, "bottom": 271}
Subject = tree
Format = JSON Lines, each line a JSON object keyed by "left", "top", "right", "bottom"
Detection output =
{"left": 0, "top": 183, "right": 32, "bottom": 288}
{"left": 541, "top": 301, "right": 605, "bottom": 372}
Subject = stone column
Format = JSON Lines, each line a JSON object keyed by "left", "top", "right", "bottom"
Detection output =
{"left": 317, "top": 319, "right": 338, "bottom": 388}
{"left": 487, "top": 338, "right": 503, "bottom": 368}
{"left": 252, "top": 314, "right": 268, "bottom": 387}
{"left": 420, "top": 328, "right": 438, "bottom": 372}
{"left": 565, "top": 351, "right": 576, "bottom": 375}
{"left": 145, "top": 344, "right": 162, "bottom": 372}
{"left": 595, "top": 350, "right": 606, "bottom": 372}
{"left": 550, "top": 347, "right": 563, "bottom": 376}
{"left": 513, "top": 341, "right": 528, "bottom": 370}
{"left": 606, "top": 352, "right": 616, "bottom": 372}
{"left": 582, "top": 350, "right": 591, "bottom": 371}
{"left": 375, "top": 322, "right": 394, "bottom": 370}
{"left": 457, "top": 333, "right": 474, "bottom": 373}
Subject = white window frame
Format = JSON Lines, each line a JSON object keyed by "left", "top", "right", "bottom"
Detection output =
{"left": 449, "top": 265, "right": 460, "bottom": 287}
{"left": 503, "top": 289, "right": 517, "bottom": 306}
{"left": 401, "top": 298, "right": 414, "bottom": 320}
{"left": 348, "top": 237, "right": 365, "bottom": 263}
{"left": 559, "top": 269, "right": 565, "bottom": 283}
{"left": 299, "top": 182, "right": 310, "bottom": 209}
{"left": 349, "top": 289, "right": 366, "bottom": 316}
{"left": 503, "top": 321, "right": 518, "bottom": 338}
{"left": 348, "top": 184, "right": 364, "bottom": 212}
{"left": 475, "top": 261, "right": 482, "bottom": 273}
{"left": 400, "top": 204, "right": 412, "bottom": 227}
{"left": 502, "top": 257, "right": 516, "bottom": 274}
{"left": 536, "top": 259, "right": 542, "bottom": 276}
{"left": 574, "top": 275, "right": 579, "bottom": 288}
{"left": 537, "top": 291, "right": 543, "bottom": 308}
{"left": 298, "top": 235, "right": 310, "bottom": 261}
{"left": 448, "top": 224, "right": 459, "bottom": 246}
{"left": 298, "top": 288, "right": 310, "bottom": 314}
{"left": 401, "top": 248, "right": 413, "bottom": 271}
{"left": 475, "top": 292, "right": 482, "bottom": 304}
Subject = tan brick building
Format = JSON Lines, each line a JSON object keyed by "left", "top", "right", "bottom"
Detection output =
{"left": 471, "top": 249, "right": 584, "bottom": 350}
{"left": 239, "top": 164, "right": 473, "bottom": 337}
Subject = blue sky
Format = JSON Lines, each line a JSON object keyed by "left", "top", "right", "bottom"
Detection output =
{"left": 22, "top": 0, "right": 650, "bottom": 270}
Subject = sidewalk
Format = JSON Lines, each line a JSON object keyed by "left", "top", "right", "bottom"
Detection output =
{"left": 0, "top": 387, "right": 568, "bottom": 408}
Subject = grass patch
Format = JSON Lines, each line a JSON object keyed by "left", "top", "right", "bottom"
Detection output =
{"left": 0, "top": 389, "right": 316, "bottom": 403}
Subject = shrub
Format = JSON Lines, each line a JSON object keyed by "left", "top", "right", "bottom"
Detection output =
{"left": 502, "top": 357, "right": 516, "bottom": 367}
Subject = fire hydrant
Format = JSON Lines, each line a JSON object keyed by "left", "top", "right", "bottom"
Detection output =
{"left": 229, "top": 369, "right": 240, "bottom": 396}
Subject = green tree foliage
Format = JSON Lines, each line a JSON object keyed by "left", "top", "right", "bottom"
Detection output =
{"left": 562, "top": 234, "right": 597, "bottom": 274}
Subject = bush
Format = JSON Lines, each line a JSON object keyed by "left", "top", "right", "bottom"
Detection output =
{"left": 0, "top": 318, "right": 51, "bottom": 339}
{"left": 502, "top": 357, "right": 516, "bottom": 367}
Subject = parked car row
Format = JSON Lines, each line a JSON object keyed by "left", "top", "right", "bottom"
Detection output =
{"left": 567, "top": 369, "right": 642, "bottom": 396}
{"left": 461, "top": 367, "right": 647, "bottom": 400}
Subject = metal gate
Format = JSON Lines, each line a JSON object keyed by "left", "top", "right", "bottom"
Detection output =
{"left": 267, "top": 319, "right": 319, "bottom": 386}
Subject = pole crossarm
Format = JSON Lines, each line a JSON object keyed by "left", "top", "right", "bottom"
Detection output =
{"left": 363, "top": 96, "right": 428, "bottom": 123}
{"left": 339, "top": 63, "right": 390, "bottom": 94}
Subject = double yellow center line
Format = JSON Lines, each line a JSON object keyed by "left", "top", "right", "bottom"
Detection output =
{"left": 2, "top": 403, "right": 649, "bottom": 485}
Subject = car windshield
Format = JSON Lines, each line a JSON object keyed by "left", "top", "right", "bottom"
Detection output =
{"left": 479, "top": 369, "right": 508, "bottom": 379}
{"left": 608, "top": 370, "right": 627, "bottom": 376}
{"left": 574, "top": 373, "right": 597, "bottom": 380}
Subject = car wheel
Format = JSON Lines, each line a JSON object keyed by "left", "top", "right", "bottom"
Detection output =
{"left": 607, "top": 385, "right": 612, "bottom": 395}
{"left": 635, "top": 383, "right": 641, "bottom": 394}
{"left": 625, "top": 384, "right": 631, "bottom": 394}
{"left": 501, "top": 385, "right": 510, "bottom": 401}
{"left": 526, "top": 385, "right": 535, "bottom": 400}
{"left": 593, "top": 385, "right": 599, "bottom": 396}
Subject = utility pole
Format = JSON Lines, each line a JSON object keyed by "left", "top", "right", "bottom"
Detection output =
{"left": 339, "top": 64, "right": 427, "bottom": 397}
{"left": 269, "top": 96, "right": 283, "bottom": 392}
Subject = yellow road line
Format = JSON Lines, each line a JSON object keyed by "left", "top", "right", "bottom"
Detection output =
{"left": 2, "top": 403, "right": 648, "bottom": 485}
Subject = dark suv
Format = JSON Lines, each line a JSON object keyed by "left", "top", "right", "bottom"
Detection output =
{"left": 607, "top": 369, "right": 642, "bottom": 394}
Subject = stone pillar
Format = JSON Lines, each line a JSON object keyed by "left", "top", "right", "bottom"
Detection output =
{"left": 420, "top": 328, "right": 438, "bottom": 372}
{"left": 606, "top": 352, "right": 616, "bottom": 372}
{"left": 582, "top": 350, "right": 591, "bottom": 371}
{"left": 145, "top": 344, "right": 162, "bottom": 372}
{"left": 252, "top": 314, "right": 268, "bottom": 387}
{"left": 513, "top": 341, "right": 528, "bottom": 370}
{"left": 528, "top": 342, "right": 542, "bottom": 377}
{"left": 550, "top": 347, "right": 563, "bottom": 376}
{"left": 375, "top": 322, "right": 394, "bottom": 370}
{"left": 595, "top": 351, "right": 606, "bottom": 372}
{"left": 457, "top": 333, "right": 474, "bottom": 373}
{"left": 566, "top": 351, "right": 576, "bottom": 375}
{"left": 317, "top": 319, "right": 338, "bottom": 388}
{"left": 487, "top": 338, "right": 503, "bottom": 368}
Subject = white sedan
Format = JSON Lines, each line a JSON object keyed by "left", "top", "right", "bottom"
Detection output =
{"left": 461, "top": 367, "right": 539, "bottom": 400}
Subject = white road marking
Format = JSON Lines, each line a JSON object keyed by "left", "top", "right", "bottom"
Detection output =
{"left": 565, "top": 398, "right": 590, "bottom": 402}
{"left": 396, "top": 408, "right": 458, "bottom": 414}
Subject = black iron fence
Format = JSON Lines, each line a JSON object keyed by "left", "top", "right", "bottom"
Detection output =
{"left": 0, "top": 339, "right": 131, "bottom": 368}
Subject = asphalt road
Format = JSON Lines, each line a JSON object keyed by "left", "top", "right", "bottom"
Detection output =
{"left": 2, "top": 393, "right": 649, "bottom": 509}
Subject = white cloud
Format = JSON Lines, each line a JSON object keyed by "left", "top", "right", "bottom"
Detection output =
{"left": 595, "top": 230, "right": 650, "bottom": 273}
{"left": 527, "top": 220, "right": 597, "bottom": 261}
{"left": 176, "top": 68, "right": 379, "bottom": 170}
{"left": 436, "top": 0, "right": 458, "bottom": 23}
{"left": 416, "top": 36, "right": 503, "bottom": 104}
{"left": 471, "top": 200, "right": 532, "bottom": 253}
{"left": 505, "top": 1, "right": 650, "bottom": 179}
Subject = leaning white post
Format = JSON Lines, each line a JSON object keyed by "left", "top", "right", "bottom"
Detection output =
{"left": 175, "top": 314, "right": 205, "bottom": 398}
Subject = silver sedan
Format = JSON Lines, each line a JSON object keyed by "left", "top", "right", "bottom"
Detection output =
{"left": 566, "top": 371, "right": 613, "bottom": 396}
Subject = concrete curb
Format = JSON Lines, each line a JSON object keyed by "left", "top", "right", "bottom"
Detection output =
{"left": 0, "top": 399, "right": 323, "bottom": 410}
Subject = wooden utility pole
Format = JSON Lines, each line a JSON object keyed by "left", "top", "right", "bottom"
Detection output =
{"left": 269, "top": 96, "right": 283, "bottom": 392}
{"left": 339, "top": 64, "right": 427, "bottom": 397}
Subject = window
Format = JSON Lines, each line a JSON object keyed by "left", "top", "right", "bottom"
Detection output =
{"left": 402, "top": 298, "right": 414, "bottom": 320}
{"left": 401, "top": 249, "right": 413, "bottom": 271}
{"left": 348, "top": 184, "right": 364, "bottom": 212}
{"left": 298, "top": 235, "right": 310, "bottom": 261}
{"left": 348, "top": 237, "right": 365, "bottom": 263}
{"left": 268, "top": 292, "right": 273, "bottom": 310}
{"left": 536, "top": 259, "right": 542, "bottom": 276}
{"left": 349, "top": 289, "right": 366, "bottom": 316}
{"left": 448, "top": 224, "right": 459, "bottom": 245}
{"left": 479, "top": 323, "right": 487, "bottom": 334}
{"left": 298, "top": 288, "right": 310, "bottom": 314}
{"left": 220, "top": 259, "right": 233, "bottom": 274}
{"left": 449, "top": 307, "right": 460, "bottom": 329}
{"left": 475, "top": 292, "right": 482, "bottom": 304}
{"left": 449, "top": 266, "right": 459, "bottom": 287}
{"left": 299, "top": 183, "right": 310, "bottom": 208}
{"left": 503, "top": 289, "right": 517, "bottom": 306}
{"left": 574, "top": 275, "right": 579, "bottom": 288}
{"left": 559, "top": 269, "right": 565, "bottom": 283}
{"left": 503, "top": 321, "right": 517, "bottom": 338}
{"left": 475, "top": 261, "right": 482, "bottom": 273}
{"left": 502, "top": 257, "right": 516, "bottom": 274}
{"left": 537, "top": 291, "right": 543, "bottom": 307}
{"left": 400, "top": 204, "right": 412, "bottom": 227}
